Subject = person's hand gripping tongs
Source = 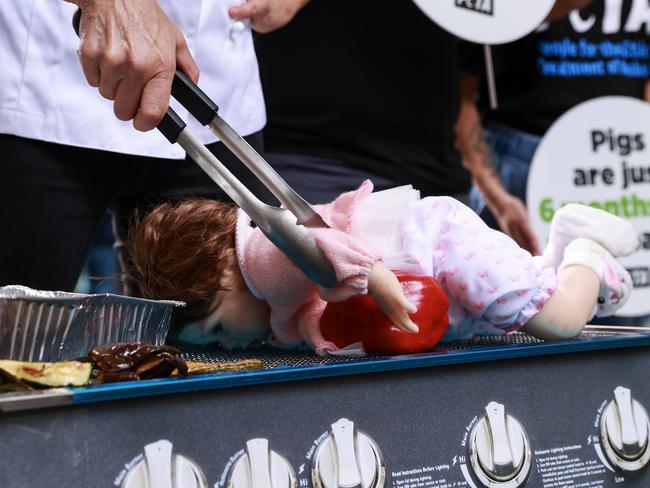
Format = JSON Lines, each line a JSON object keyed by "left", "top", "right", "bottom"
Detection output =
{"left": 72, "top": 10, "right": 338, "bottom": 288}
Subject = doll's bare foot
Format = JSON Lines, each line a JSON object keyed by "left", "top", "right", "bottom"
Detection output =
{"left": 543, "top": 203, "right": 638, "bottom": 269}
{"left": 559, "top": 238, "right": 633, "bottom": 318}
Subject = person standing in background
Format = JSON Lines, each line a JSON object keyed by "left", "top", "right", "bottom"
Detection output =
{"left": 255, "top": 0, "right": 473, "bottom": 205}
{"left": 458, "top": 0, "right": 649, "bottom": 233}
{"left": 254, "top": 1, "right": 586, "bottom": 254}
{"left": 456, "top": 0, "right": 650, "bottom": 325}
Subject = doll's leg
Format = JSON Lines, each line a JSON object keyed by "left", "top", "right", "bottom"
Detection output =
{"left": 524, "top": 238, "right": 632, "bottom": 340}
{"left": 543, "top": 203, "right": 638, "bottom": 269}
{"left": 523, "top": 266, "right": 599, "bottom": 340}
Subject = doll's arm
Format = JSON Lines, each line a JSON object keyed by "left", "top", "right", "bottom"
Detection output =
{"left": 367, "top": 261, "right": 419, "bottom": 333}
{"left": 309, "top": 227, "right": 380, "bottom": 299}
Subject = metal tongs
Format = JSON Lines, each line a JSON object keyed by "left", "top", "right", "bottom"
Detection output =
{"left": 159, "top": 72, "right": 338, "bottom": 288}
{"left": 73, "top": 11, "right": 338, "bottom": 288}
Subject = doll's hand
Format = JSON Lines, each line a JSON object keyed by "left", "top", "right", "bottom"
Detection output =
{"left": 368, "top": 261, "right": 419, "bottom": 333}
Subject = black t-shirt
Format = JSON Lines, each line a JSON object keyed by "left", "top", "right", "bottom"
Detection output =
{"left": 479, "top": 0, "right": 650, "bottom": 136}
{"left": 254, "top": 1, "right": 470, "bottom": 196}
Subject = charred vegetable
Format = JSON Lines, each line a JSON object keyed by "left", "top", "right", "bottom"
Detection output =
{"left": 88, "top": 343, "right": 188, "bottom": 382}
{"left": 0, "top": 360, "right": 91, "bottom": 387}
{"left": 173, "top": 359, "right": 263, "bottom": 376}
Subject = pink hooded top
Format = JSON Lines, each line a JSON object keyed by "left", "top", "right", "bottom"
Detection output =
{"left": 235, "top": 180, "right": 380, "bottom": 354}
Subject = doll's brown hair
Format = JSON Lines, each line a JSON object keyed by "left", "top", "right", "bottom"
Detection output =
{"left": 126, "top": 199, "right": 239, "bottom": 323}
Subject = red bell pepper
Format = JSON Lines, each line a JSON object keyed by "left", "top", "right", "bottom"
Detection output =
{"left": 321, "top": 274, "right": 449, "bottom": 355}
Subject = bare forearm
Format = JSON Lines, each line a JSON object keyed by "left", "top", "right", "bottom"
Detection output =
{"left": 458, "top": 123, "right": 505, "bottom": 206}
{"left": 454, "top": 76, "right": 539, "bottom": 254}
{"left": 454, "top": 77, "right": 510, "bottom": 213}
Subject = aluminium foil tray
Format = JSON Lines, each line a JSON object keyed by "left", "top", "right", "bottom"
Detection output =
{"left": 0, "top": 285, "right": 184, "bottom": 362}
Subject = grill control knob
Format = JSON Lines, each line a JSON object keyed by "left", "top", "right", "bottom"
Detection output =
{"left": 312, "top": 418, "right": 385, "bottom": 488}
{"left": 228, "top": 438, "right": 296, "bottom": 488}
{"left": 600, "top": 386, "right": 650, "bottom": 471}
{"left": 469, "top": 402, "right": 532, "bottom": 488}
{"left": 122, "top": 439, "right": 208, "bottom": 488}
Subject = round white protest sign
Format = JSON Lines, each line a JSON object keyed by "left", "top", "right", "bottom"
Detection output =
{"left": 412, "top": 0, "right": 555, "bottom": 45}
{"left": 528, "top": 96, "right": 650, "bottom": 317}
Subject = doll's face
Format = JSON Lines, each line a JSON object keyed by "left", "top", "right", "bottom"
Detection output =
{"left": 177, "top": 270, "right": 270, "bottom": 348}
{"left": 208, "top": 287, "right": 270, "bottom": 348}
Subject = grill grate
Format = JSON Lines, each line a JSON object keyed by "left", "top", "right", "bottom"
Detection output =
{"left": 177, "top": 331, "right": 617, "bottom": 370}
{"left": 179, "top": 344, "right": 369, "bottom": 368}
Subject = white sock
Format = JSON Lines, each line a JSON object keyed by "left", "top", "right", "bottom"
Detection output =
{"left": 559, "top": 238, "right": 633, "bottom": 318}
{"left": 543, "top": 203, "right": 638, "bottom": 269}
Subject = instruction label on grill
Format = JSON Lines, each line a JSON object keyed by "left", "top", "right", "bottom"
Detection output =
{"left": 390, "top": 465, "right": 463, "bottom": 488}
{"left": 535, "top": 445, "right": 607, "bottom": 487}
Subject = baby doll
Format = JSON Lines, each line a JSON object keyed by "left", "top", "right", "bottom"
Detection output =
{"left": 127, "top": 180, "right": 638, "bottom": 355}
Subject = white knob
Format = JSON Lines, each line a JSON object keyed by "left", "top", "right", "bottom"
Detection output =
{"left": 122, "top": 440, "right": 207, "bottom": 488}
{"left": 144, "top": 440, "right": 174, "bottom": 488}
{"left": 469, "top": 402, "right": 532, "bottom": 488}
{"left": 228, "top": 438, "right": 296, "bottom": 488}
{"left": 332, "top": 419, "right": 364, "bottom": 487}
{"left": 601, "top": 386, "right": 650, "bottom": 471}
{"left": 312, "top": 419, "right": 385, "bottom": 488}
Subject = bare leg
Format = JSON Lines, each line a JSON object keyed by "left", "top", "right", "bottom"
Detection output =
{"left": 525, "top": 238, "right": 633, "bottom": 340}
{"left": 523, "top": 266, "right": 599, "bottom": 340}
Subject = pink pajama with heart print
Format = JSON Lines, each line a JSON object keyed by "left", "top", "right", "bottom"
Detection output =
{"left": 236, "top": 180, "right": 559, "bottom": 352}
{"left": 395, "top": 196, "right": 558, "bottom": 340}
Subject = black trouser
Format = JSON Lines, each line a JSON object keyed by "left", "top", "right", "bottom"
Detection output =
{"left": 0, "top": 133, "right": 271, "bottom": 292}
